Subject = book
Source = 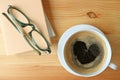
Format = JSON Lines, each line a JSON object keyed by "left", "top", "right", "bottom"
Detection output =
{"left": 0, "top": 0, "right": 55, "bottom": 55}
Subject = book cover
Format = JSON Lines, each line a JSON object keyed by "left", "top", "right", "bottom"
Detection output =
{"left": 0, "top": 0, "right": 52, "bottom": 55}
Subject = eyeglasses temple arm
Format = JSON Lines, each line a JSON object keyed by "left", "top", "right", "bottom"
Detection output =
{"left": 2, "top": 13, "right": 23, "bottom": 33}
{"left": 23, "top": 35, "right": 41, "bottom": 55}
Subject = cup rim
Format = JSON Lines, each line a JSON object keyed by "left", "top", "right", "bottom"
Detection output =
{"left": 57, "top": 24, "right": 112, "bottom": 77}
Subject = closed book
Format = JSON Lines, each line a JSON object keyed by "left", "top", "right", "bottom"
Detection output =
{"left": 0, "top": 0, "right": 53, "bottom": 55}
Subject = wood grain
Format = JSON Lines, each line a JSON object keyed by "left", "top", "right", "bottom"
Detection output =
{"left": 0, "top": 0, "right": 120, "bottom": 80}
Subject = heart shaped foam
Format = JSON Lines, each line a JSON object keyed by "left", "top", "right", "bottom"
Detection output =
{"left": 73, "top": 41, "right": 100, "bottom": 64}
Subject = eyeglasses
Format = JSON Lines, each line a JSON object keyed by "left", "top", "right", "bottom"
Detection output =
{"left": 2, "top": 5, "right": 51, "bottom": 55}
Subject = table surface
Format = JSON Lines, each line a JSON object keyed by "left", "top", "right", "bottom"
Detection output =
{"left": 0, "top": 0, "right": 120, "bottom": 80}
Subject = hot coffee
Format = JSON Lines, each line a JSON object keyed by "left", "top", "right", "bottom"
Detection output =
{"left": 72, "top": 41, "right": 100, "bottom": 65}
{"left": 64, "top": 31, "right": 107, "bottom": 74}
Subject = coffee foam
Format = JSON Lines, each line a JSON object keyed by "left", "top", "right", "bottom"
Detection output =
{"left": 64, "top": 31, "right": 108, "bottom": 74}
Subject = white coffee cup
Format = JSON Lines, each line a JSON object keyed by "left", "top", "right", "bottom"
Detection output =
{"left": 57, "top": 24, "right": 117, "bottom": 77}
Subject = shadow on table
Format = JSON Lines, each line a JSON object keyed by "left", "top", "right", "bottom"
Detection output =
{"left": 42, "top": 0, "right": 59, "bottom": 44}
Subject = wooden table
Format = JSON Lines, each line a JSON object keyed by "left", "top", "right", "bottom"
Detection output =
{"left": 0, "top": 0, "right": 120, "bottom": 80}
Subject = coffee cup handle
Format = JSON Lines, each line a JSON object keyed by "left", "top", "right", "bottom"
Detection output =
{"left": 109, "top": 62, "right": 118, "bottom": 70}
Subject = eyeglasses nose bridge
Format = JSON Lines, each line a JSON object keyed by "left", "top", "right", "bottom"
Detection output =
{"left": 22, "top": 23, "right": 35, "bottom": 30}
{"left": 29, "top": 23, "right": 35, "bottom": 30}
